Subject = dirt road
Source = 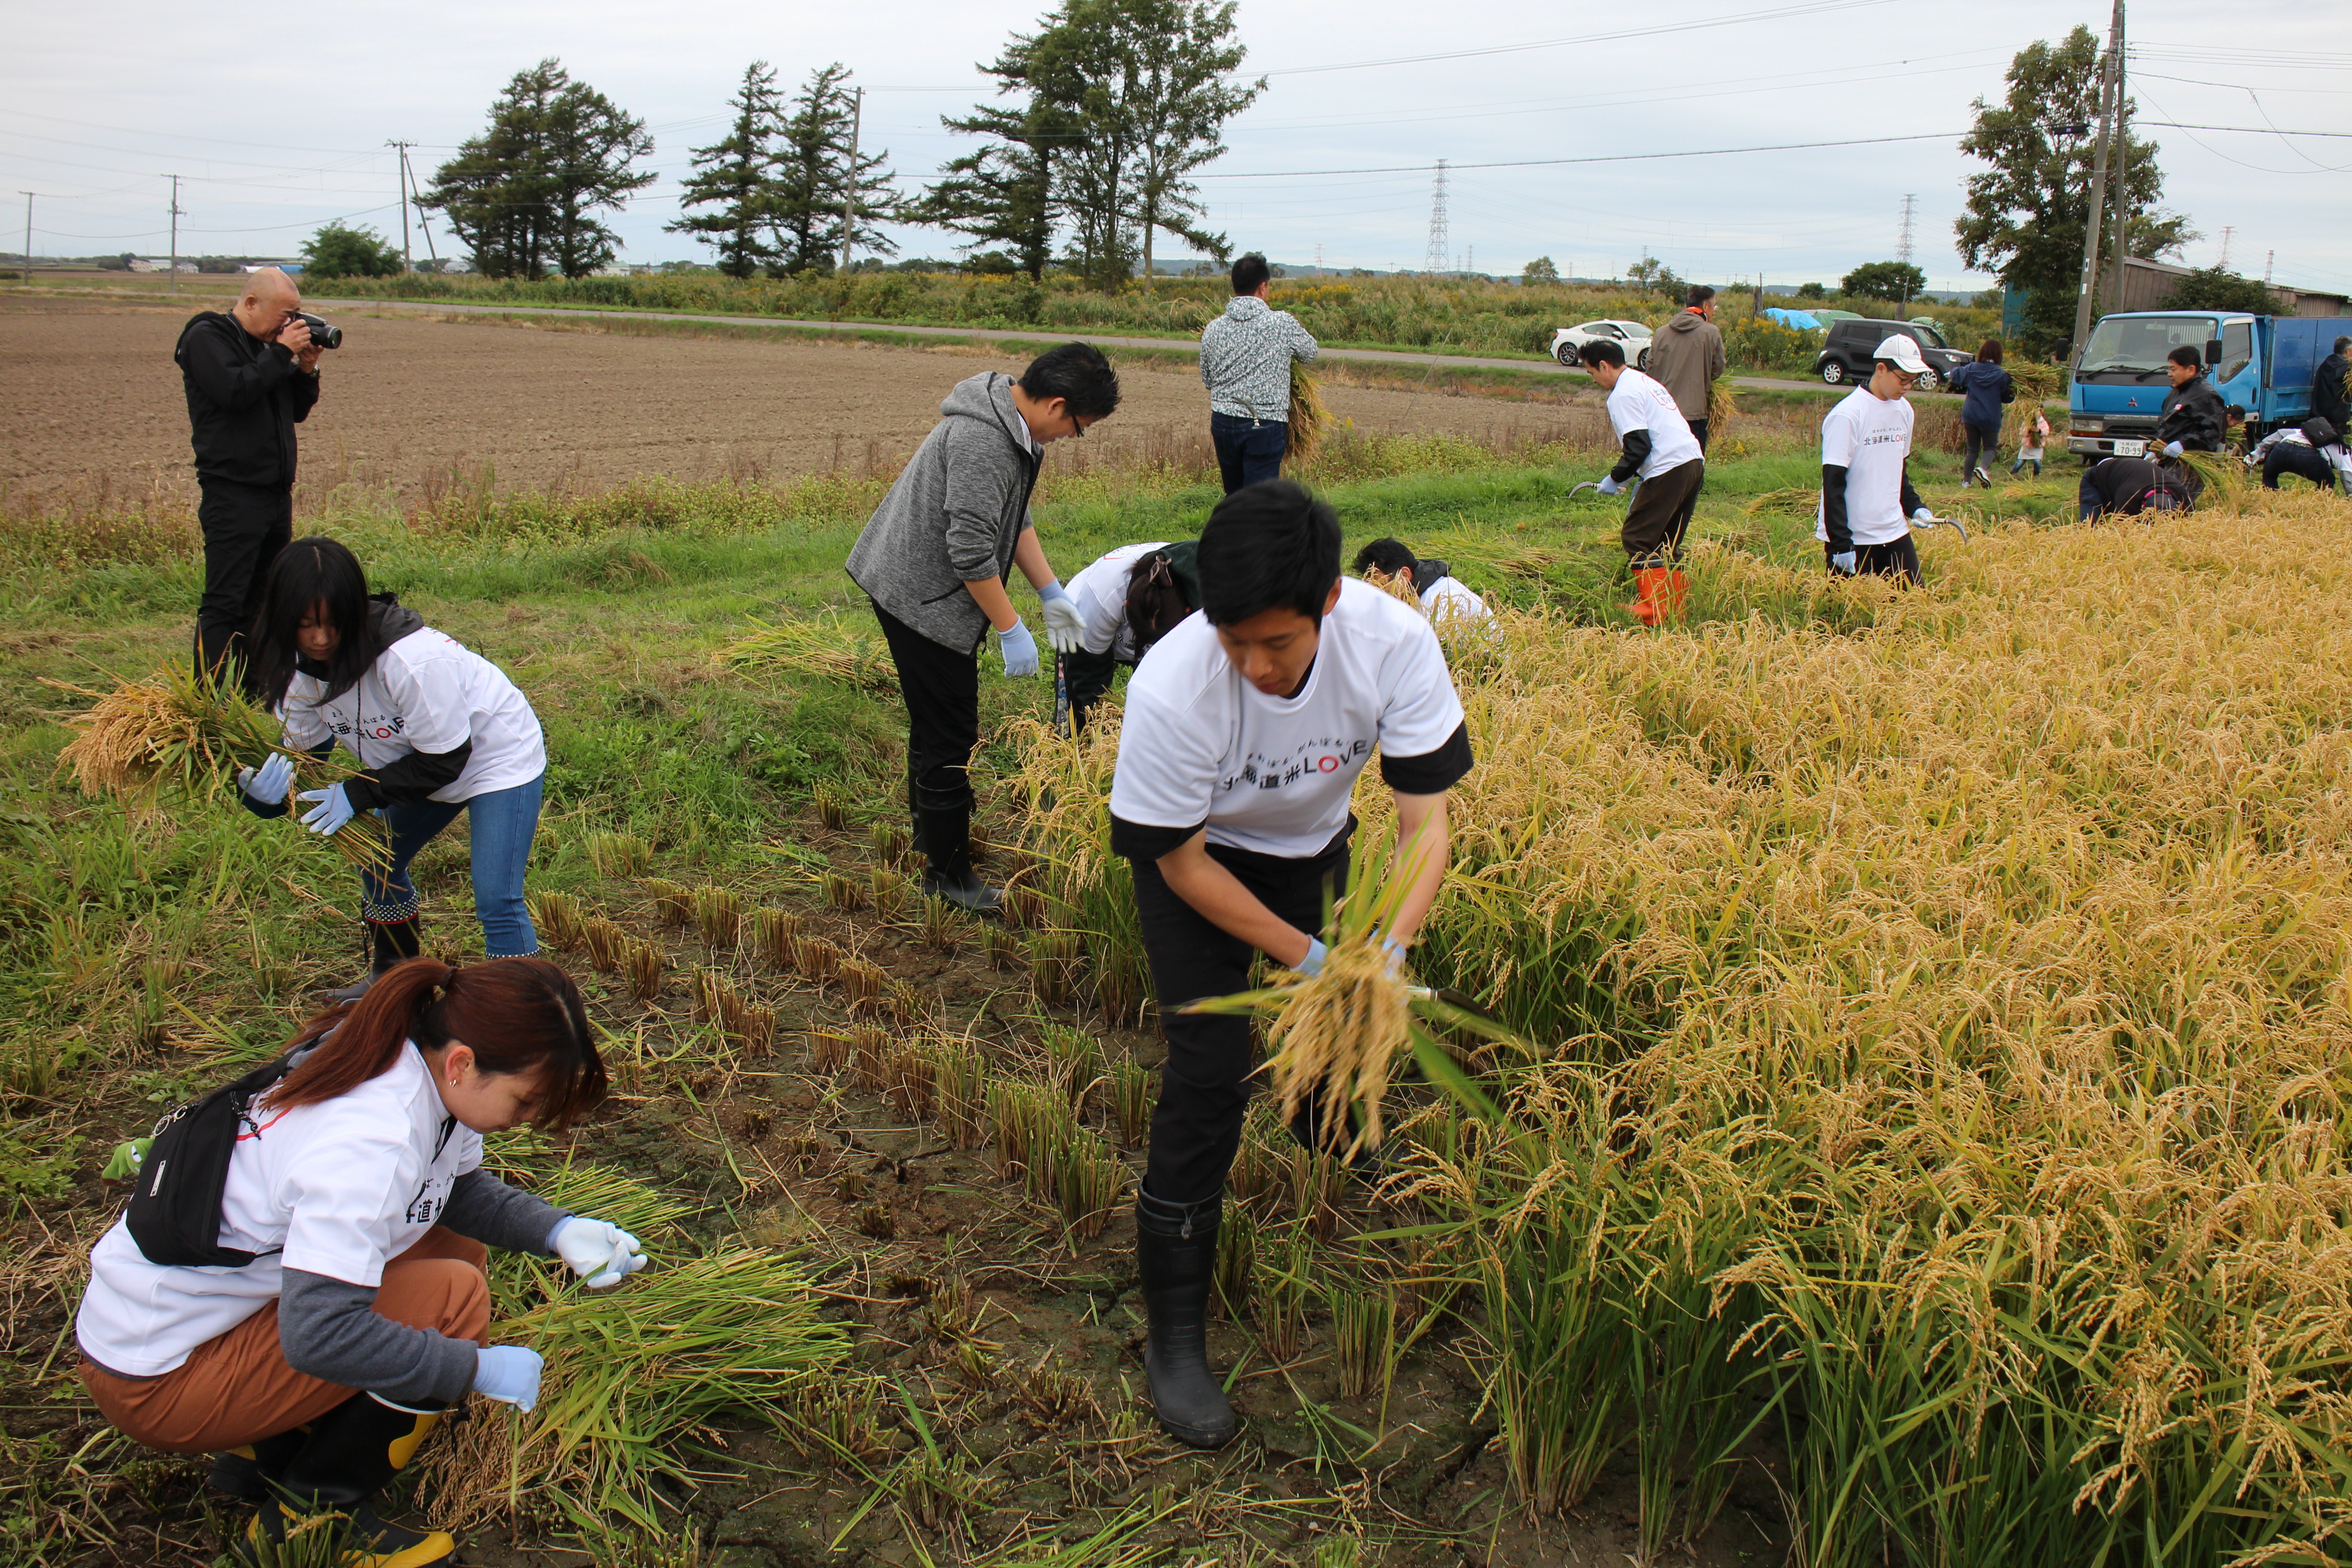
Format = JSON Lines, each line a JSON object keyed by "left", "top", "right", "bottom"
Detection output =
{"left": 0, "top": 298, "right": 1593, "bottom": 502}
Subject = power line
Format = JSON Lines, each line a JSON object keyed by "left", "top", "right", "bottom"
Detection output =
{"left": 1193, "top": 131, "right": 1962, "bottom": 180}
{"left": 1259, "top": 0, "right": 1898, "bottom": 76}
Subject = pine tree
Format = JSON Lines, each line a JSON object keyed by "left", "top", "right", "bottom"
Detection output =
{"left": 770, "top": 64, "right": 897, "bottom": 276}
{"left": 915, "top": 32, "right": 1069, "bottom": 284}
{"left": 667, "top": 62, "right": 788, "bottom": 279}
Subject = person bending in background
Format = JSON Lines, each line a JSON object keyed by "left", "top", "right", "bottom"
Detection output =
{"left": 1352, "top": 537, "right": 1491, "bottom": 628}
{"left": 177, "top": 265, "right": 322, "bottom": 698}
{"left": 1107, "top": 482, "right": 1471, "bottom": 1450}
{"left": 77, "top": 958, "right": 645, "bottom": 1568}
{"left": 1946, "top": 338, "right": 2014, "bottom": 488}
{"left": 2246, "top": 417, "right": 2351, "bottom": 492}
{"left": 846, "top": 343, "right": 1120, "bottom": 911}
{"left": 1200, "top": 253, "right": 1319, "bottom": 493}
{"left": 2078, "top": 454, "right": 2198, "bottom": 520}
{"left": 236, "top": 538, "right": 547, "bottom": 1001}
{"left": 2155, "top": 346, "right": 2228, "bottom": 457}
{"left": 1818, "top": 335, "right": 1938, "bottom": 584}
{"left": 1053, "top": 538, "right": 1200, "bottom": 729}
{"left": 1579, "top": 338, "right": 1706, "bottom": 625}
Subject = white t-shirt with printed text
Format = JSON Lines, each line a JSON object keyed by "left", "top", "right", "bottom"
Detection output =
{"left": 279, "top": 629, "right": 545, "bottom": 802}
{"left": 1604, "top": 368, "right": 1704, "bottom": 480}
{"left": 1814, "top": 387, "right": 1916, "bottom": 547}
{"left": 77, "top": 1042, "right": 483, "bottom": 1378}
{"left": 1109, "top": 577, "right": 1465, "bottom": 859}
{"left": 1068, "top": 541, "right": 1171, "bottom": 660}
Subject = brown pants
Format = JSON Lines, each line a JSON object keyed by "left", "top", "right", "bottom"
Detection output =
{"left": 1621, "top": 457, "right": 1706, "bottom": 568}
{"left": 80, "top": 1227, "right": 490, "bottom": 1454}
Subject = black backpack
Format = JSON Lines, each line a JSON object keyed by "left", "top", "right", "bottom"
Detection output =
{"left": 126, "top": 1054, "right": 296, "bottom": 1268}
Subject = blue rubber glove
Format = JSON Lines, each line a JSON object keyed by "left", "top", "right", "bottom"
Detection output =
{"left": 473, "top": 1345, "right": 544, "bottom": 1412}
{"left": 2162, "top": 441, "right": 2184, "bottom": 458}
{"left": 1037, "top": 580, "right": 1087, "bottom": 654}
{"left": 1379, "top": 932, "right": 1409, "bottom": 976}
{"left": 237, "top": 752, "right": 294, "bottom": 805}
{"left": 296, "top": 783, "right": 355, "bottom": 837}
{"left": 997, "top": 619, "right": 1040, "bottom": 678}
{"left": 1830, "top": 552, "right": 1858, "bottom": 577}
{"left": 549, "top": 1216, "right": 648, "bottom": 1289}
{"left": 1911, "top": 507, "right": 1935, "bottom": 525}
{"left": 1294, "top": 937, "right": 1328, "bottom": 977}
{"left": 1596, "top": 475, "right": 1623, "bottom": 495}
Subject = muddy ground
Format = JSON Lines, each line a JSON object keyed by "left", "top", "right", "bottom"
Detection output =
{"left": 0, "top": 297, "right": 1592, "bottom": 503}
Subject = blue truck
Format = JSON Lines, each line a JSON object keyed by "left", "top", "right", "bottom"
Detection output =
{"left": 2067, "top": 310, "right": 2352, "bottom": 460}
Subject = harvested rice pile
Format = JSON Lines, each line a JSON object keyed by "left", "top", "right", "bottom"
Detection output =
{"left": 716, "top": 614, "right": 898, "bottom": 695}
{"left": 1286, "top": 362, "right": 1331, "bottom": 469}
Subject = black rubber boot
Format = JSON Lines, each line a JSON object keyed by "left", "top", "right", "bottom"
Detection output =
{"left": 324, "top": 917, "right": 423, "bottom": 1006}
{"left": 917, "top": 804, "right": 1002, "bottom": 916}
{"left": 207, "top": 1426, "right": 307, "bottom": 1501}
{"left": 245, "top": 1391, "right": 455, "bottom": 1568}
{"left": 1137, "top": 1188, "right": 1236, "bottom": 1449}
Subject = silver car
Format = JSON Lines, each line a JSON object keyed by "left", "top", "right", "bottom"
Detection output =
{"left": 1551, "top": 319, "right": 1653, "bottom": 370}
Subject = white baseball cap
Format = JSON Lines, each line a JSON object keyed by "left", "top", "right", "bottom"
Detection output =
{"left": 1872, "top": 334, "right": 1930, "bottom": 375}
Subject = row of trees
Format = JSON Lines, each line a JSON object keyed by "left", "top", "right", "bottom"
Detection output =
{"left": 409, "top": 0, "right": 1258, "bottom": 284}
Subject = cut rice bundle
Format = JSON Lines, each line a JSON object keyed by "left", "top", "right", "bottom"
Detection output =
{"left": 715, "top": 614, "right": 898, "bottom": 694}
{"left": 1287, "top": 362, "right": 1331, "bottom": 469}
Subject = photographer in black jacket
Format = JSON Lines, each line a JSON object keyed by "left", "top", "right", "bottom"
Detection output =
{"left": 176, "top": 266, "right": 323, "bottom": 696}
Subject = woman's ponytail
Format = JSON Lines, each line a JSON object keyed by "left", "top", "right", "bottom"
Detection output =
{"left": 263, "top": 956, "right": 603, "bottom": 1129}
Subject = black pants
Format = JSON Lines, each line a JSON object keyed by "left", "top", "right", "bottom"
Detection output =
{"left": 1688, "top": 418, "right": 1710, "bottom": 453}
{"left": 1825, "top": 535, "right": 1920, "bottom": 585}
{"left": 1133, "top": 833, "right": 1350, "bottom": 1205}
{"left": 1210, "top": 412, "right": 1288, "bottom": 495}
{"left": 1963, "top": 423, "right": 2000, "bottom": 477}
{"left": 2264, "top": 442, "right": 2341, "bottom": 491}
{"left": 1622, "top": 458, "right": 1705, "bottom": 568}
{"left": 870, "top": 600, "right": 979, "bottom": 819}
{"left": 195, "top": 479, "right": 293, "bottom": 696}
{"left": 1062, "top": 647, "right": 1126, "bottom": 730}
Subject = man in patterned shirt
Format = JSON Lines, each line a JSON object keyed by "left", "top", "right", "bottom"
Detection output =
{"left": 1199, "top": 253, "right": 1319, "bottom": 494}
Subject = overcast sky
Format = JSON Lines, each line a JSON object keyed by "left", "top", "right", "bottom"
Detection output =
{"left": 7, "top": 0, "right": 2347, "bottom": 294}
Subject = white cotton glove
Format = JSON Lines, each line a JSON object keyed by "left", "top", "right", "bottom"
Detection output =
{"left": 997, "top": 619, "right": 1040, "bottom": 678}
{"left": 237, "top": 752, "right": 294, "bottom": 804}
{"left": 549, "top": 1216, "right": 647, "bottom": 1289}
{"left": 1911, "top": 507, "right": 1935, "bottom": 525}
{"left": 1829, "top": 552, "right": 1858, "bottom": 577}
{"left": 1293, "top": 937, "right": 1328, "bottom": 977}
{"left": 296, "top": 783, "right": 355, "bottom": 837}
{"left": 1037, "top": 581, "right": 1088, "bottom": 655}
{"left": 472, "top": 1345, "right": 543, "bottom": 1412}
{"left": 1378, "top": 933, "right": 1409, "bottom": 977}
{"left": 1596, "top": 476, "right": 1623, "bottom": 496}
{"left": 2163, "top": 441, "right": 2184, "bottom": 458}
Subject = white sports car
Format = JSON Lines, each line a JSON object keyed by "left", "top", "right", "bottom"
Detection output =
{"left": 1550, "top": 319, "right": 1653, "bottom": 370}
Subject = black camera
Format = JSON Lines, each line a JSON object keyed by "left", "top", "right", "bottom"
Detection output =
{"left": 294, "top": 312, "right": 342, "bottom": 350}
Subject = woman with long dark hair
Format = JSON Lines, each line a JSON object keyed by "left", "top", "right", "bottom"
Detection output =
{"left": 1946, "top": 338, "right": 2014, "bottom": 489}
{"left": 77, "top": 958, "right": 644, "bottom": 1566}
{"left": 234, "top": 537, "right": 547, "bottom": 999}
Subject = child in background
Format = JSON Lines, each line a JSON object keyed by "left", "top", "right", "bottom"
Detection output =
{"left": 2009, "top": 410, "right": 2050, "bottom": 477}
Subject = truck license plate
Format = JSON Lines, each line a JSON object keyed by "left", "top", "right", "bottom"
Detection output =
{"left": 2112, "top": 439, "right": 2146, "bottom": 457}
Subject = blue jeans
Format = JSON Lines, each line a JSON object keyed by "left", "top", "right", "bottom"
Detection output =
{"left": 360, "top": 774, "right": 544, "bottom": 957}
{"left": 1210, "top": 412, "right": 1288, "bottom": 495}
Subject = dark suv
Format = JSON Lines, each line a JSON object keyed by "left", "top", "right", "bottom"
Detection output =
{"left": 1812, "top": 318, "right": 1970, "bottom": 390}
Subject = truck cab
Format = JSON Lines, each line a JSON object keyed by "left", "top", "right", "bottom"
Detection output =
{"left": 2068, "top": 311, "right": 2352, "bottom": 458}
{"left": 2067, "top": 312, "right": 2258, "bottom": 459}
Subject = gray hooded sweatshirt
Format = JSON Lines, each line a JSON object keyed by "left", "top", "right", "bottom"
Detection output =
{"left": 847, "top": 372, "right": 1043, "bottom": 654}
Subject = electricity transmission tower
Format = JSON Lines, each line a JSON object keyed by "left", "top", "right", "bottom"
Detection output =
{"left": 2218, "top": 225, "right": 2234, "bottom": 270}
{"left": 1424, "top": 161, "right": 1450, "bottom": 276}
{"left": 1896, "top": 194, "right": 1916, "bottom": 265}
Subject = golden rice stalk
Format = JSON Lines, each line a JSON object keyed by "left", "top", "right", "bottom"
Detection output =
{"left": 527, "top": 890, "right": 586, "bottom": 951}
{"left": 1706, "top": 372, "right": 1739, "bottom": 439}
{"left": 750, "top": 907, "right": 800, "bottom": 970}
{"left": 794, "top": 935, "right": 840, "bottom": 982}
{"left": 46, "top": 664, "right": 391, "bottom": 874}
{"left": 580, "top": 917, "right": 628, "bottom": 972}
{"left": 1372, "top": 569, "right": 1423, "bottom": 611}
{"left": 623, "top": 941, "right": 664, "bottom": 1002}
{"left": 1743, "top": 486, "right": 1821, "bottom": 517}
{"left": 715, "top": 614, "right": 899, "bottom": 695}
{"left": 1287, "top": 362, "right": 1331, "bottom": 468}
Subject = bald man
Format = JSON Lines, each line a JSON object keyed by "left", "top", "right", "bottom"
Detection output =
{"left": 175, "top": 266, "right": 323, "bottom": 695}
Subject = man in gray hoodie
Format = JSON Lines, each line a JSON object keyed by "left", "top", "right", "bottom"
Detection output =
{"left": 1645, "top": 285, "right": 1728, "bottom": 451}
{"left": 846, "top": 343, "right": 1121, "bottom": 911}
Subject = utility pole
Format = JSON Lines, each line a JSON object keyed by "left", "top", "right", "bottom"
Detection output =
{"left": 2105, "top": 5, "right": 2131, "bottom": 305}
{"left": 387, "top": 140, "right": 414, "bottom": 272}
{"left": 167, "top": 174, "right": 184, "bottom": 291}
{"left": 1424, "top": 161, "right": 1450, "bottom": 276}
{"left": 839, "top": 85, "right": 863, "bottom": 276}
{"left": 402, "top": 144, "right": 441, "bottom": 268}
{"left": 17, "top": 192, "right": 31, "bottom": 289}
{"left": 2068, "top": 0, "right": 2123, "bottom": 361}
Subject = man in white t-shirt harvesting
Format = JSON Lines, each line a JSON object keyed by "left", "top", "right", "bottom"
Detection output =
{"left": 1579, "top": 338, "right": 1706, "bottom": 626}
{"left": 1107, "top": 480, "right": 1473, "bottom": 1449}
{"left": 1817, "top": 334, "right": 1938, "bottom": 585}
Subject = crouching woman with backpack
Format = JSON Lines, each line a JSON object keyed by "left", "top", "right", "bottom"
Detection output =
{"left": 75, "top": 958, "right": 646, "bottom": 1568}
